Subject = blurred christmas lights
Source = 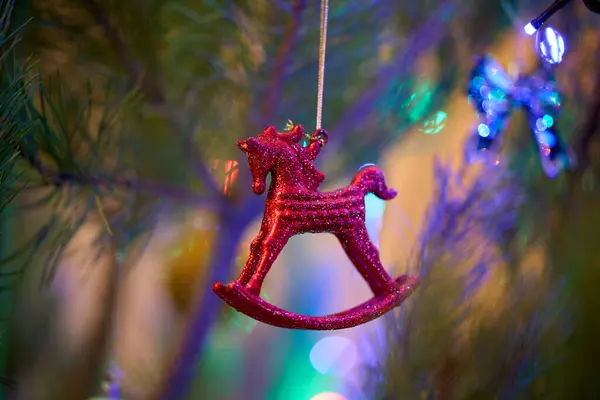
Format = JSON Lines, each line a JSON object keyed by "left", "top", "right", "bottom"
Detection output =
{"left": 310, "top": 392, "right": 348, "bottom": 400}
{"left": 309, "top": 335, "right": 357, "bottom": 376}
{"left": 535, "top": 26, "right": 565, "bottom": 64}
{"left": 466, "top": 55, "right": 575, "bottom": 177}
{"left": 525, "top": 0, "right": 600, "bottom": 35}
{"left": 419, "top": 110, "right": 447, "bottom": 134}
{"left": 210, "top": 159, "right": 239, "bottom": 195}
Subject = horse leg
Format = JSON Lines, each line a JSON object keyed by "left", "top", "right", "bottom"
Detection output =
{"left": 245, "top": 223, "right": 291, "bottom": 296}
{"left": 335, "top": 227, "right": 396, "bottom": 296}
{"left": 235, "top": 229, "right": 267, "bottom": 286}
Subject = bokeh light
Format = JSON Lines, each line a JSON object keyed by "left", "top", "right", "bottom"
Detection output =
{"left": 536, "top": 26, "right": 565, "bottom": 64}
{"left": 419, "top": 110, "right": 447, "bottom": 134}
{"left": 402, "top": 81, "right": 434, "bottom": 122}
{"left": 310, "top": 392, "right": 348, "bottom": 400}
{"left": 537, "top": 131, "right": 557, "bottom": 148}
{"left": 165, "top": 219, "right": 215, "bottom": 314}
{"left": 309, "top": 335, "right": 358, "bottom": 376}
{"left": 478, "top": 123, "right": 490, "bottom": 137}
{"left": 482, "top": 58, "right": 513, "bottom": 92}
{"left": 524, "top": 22, "right": 536, "bottom": 35}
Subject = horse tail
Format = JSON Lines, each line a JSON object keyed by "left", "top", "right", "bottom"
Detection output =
{"left": 350, "top": 165, "right": 397, "bottom": 200}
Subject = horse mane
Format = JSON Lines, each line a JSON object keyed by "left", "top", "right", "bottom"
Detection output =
{"left": 255, "top": 125, "right": 325, "bottom": 190}
{"left": 288, "top": 142, "right": 325, "bottom": 190}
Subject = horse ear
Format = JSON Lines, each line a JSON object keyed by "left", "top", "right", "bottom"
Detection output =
{"left": 237, "top": 140, "right": 249, "bottom": 152}
{"left": 238, "top": 137, "right": 261, "bottom": 152}
{"left": 263, "top": 126, "right": 277, "bottom": 137}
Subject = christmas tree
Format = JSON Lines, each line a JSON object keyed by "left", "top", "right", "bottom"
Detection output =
{"left": 1, "top": 0, "right": 600, "bottom": 399}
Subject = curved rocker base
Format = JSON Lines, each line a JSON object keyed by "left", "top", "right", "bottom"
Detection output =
{"left": 212, "top": 275, "right": 418, "bottom": 330}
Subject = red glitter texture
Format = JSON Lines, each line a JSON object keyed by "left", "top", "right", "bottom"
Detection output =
{"left": 213, "top": 125, "right": 418, "bottom": 330}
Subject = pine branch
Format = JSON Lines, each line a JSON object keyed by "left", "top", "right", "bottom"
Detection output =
{"left": 236, "top": 0, "right": 306, "bottom": 209}
{"left": 82, "top": 0, "right": 223, "bottom": 202}
{"left": 18, "top": 150, "right": 215, "bottom": 209}
{"left": 320, "top": 1, "right": 458, "bottom": 165}
{"left": 152, "top": 2, "right": 308, "bottom": 399}
{"left": 0, "top": 375, "right": 16, "bottom": 388}
{"left": 158, "top": 107, "right": 225, "bottom": 204}
{"left": 82, "top": 0, "right": 164, "bottom": 103}
{"left": 0, "top": 0, "right": 30, "bottom": 215}
{"left": 260, "top": 0, "right": 306, "bottom": 124}
{"left": 573, "top": 68, "right": 600, "bottom": 173}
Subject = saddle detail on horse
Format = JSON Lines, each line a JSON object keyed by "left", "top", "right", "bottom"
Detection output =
{"left": 212, "top": 124, "right": 418, "bottom": 330}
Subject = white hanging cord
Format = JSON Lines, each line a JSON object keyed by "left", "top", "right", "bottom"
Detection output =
{"left": 315, "top": 0, "right": 329, "bottom": 130}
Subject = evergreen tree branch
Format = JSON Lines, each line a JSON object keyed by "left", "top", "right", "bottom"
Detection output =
{"left": 320, "top": 1, "right": 457, "bottom": 164}
{"left": 153, "top": 2, "right": 308, "bottom": 399}
{"left": 573, "top": 68, "right": 600, "bottom": 173}
{"left": 158, "top": 107, "right": 226, "bottom": 204}
{"left": 260, "top": 0, "right": 306, "bottom": 125}
{"left": 238, "top": 0, "right": 306, "bottom": 209}
{"left": 0, "top": 0, "right": 31, "bottom": 215}
{"left": 18, "top": 150, "right": 214, "bottom": 209}
{"left": 82, "top": 0, "right": 164, "bottom": 104}
{"left": 82, "top": 0, "right": 223, "bottom": 203}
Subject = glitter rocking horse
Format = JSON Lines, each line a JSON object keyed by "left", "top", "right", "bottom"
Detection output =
{"left": 212, "top": 125, "right": 418, "bottom": 330}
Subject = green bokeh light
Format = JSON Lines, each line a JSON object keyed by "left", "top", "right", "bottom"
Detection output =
{"left": 419, "top": 110, "right": 447, "bottom": 134}
{"left": 542, "top": 114, "right": 554, "bottom": 128}
{"left": 403, "top": 82, "right": 434, "bottom": 122}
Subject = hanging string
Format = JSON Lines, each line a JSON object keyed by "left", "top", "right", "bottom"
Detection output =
{"left": 315, "top": 0, "right": 329, "bottom": 130}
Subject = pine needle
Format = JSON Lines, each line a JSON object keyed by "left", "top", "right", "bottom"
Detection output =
{"left": 94, "top": 195, "right": 113, "bottom": 236}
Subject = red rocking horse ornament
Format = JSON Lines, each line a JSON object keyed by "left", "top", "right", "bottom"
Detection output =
{"left": 212, "top": 124, "right": 419, "bottom": 330}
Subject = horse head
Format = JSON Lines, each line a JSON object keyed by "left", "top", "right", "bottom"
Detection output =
{"left": 237, "top": 125, "right": 306, "bottom": 194}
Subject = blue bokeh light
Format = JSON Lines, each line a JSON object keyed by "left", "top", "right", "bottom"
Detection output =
{"left": 478, "top": 123, "right": 491, "bottom": 137}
